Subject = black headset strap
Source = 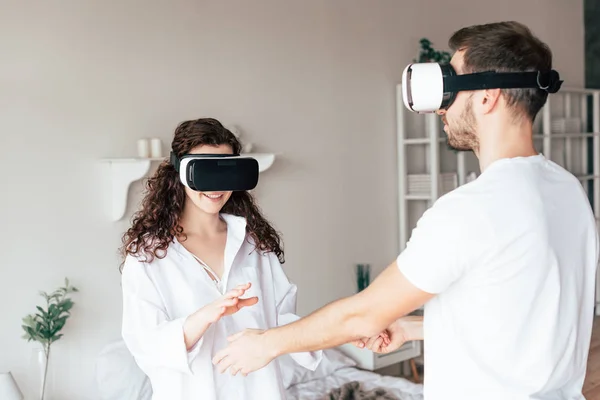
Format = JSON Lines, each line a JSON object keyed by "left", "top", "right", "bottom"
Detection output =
{"left": 170, "top": 152, "right": 241, "bottom": 172}
{"left": 444, "top": 70, "right": 563, "bottom": 94}
{"left": 170, "top": 152, "right": 181, "bottom": 172}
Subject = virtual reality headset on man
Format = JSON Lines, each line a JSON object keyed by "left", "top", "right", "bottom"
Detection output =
{"left": 401, "top": 61, "right": 563, "bottom": 114}
{"left": 171, "top": 62, "right": 563, "bottom": 193}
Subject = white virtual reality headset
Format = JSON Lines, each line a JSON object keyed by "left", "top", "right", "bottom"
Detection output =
{"left": 170, "top": 152, "right": 259, "bottom": 192}
{"left": 401, "top": 62, "right": 563, "bottom": 114}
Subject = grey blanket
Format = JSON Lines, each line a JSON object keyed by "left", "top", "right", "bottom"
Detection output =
{"left": 322, "top": 381, "right": 399, "bottom": 400}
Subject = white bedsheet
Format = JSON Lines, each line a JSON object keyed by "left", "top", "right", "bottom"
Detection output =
{"left": 285, "top": 366, "right": 424, "bottom": 400}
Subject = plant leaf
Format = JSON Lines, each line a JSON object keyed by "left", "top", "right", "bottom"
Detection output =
{"left": 50, "top": 316, "right": 68, "bottom": 336}
{"left": 48, "top": 303, "right": 61, "bottom": 319}
{"left": 24, "top": 326, "right": 38, "bottom": 339}
{"left": 35, "top": 306, "right": 48, "bottom": 318}
{"left": 59, "top": 299, "right": 74, "bottom": 313}
{"left": 23, "top": 277, "right": 78, "bottom": 346}
{"left": 51, "top": 333, "right": 64, "bottom": 343}
{"left": 22, "top": 314, "right": 36, "bottom": 326}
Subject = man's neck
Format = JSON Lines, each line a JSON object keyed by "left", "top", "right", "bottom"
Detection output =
{"left": 476, "top": 114, "right": 538, "bottom": 171}
{"left": 180, "top": 203, "right": 226, "bottom": 238}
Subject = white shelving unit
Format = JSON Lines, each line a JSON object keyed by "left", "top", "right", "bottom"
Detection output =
{"left": 396, "top": 84, "right": 600, "bottom": 312}
{"left": 100, "top": 153, "right": 276, "bottom": 222}
{"left": 396, "top": 84, "right": 468, "bottom": 253}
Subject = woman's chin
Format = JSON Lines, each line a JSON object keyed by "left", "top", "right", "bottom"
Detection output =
{"left": 198, "top": 204, "right": 223, "bottom": 215}
{"left": 196, "top": 199, "right": 225, "bottom": 214}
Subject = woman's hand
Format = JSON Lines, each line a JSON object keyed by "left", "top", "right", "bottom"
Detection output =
{"left": 202, "top": 283, "right": 259, "bottom": 323}
{"left": 184, "top": 283, "right": 259, "bottom": 350}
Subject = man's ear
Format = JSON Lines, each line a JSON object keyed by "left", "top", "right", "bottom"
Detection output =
{"left": 481, "top": 88, "right": 501, "bottom": 114}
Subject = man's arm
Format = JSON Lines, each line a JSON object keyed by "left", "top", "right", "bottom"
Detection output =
{"left": 212, "top": 259, "right": 432, "bottom": 374}
{"left": 266, "top": 260, "right": 432, "bottom": 356}
{"left": 213, "top": 260, "right": 433, "bottom": 375}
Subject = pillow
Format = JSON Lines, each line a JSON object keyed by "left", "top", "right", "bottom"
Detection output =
{"left": 95, "top": 340, "right": 153, "bottom": 400}
{"left": 280, "top": 347, "right": 357, "bottom": 389}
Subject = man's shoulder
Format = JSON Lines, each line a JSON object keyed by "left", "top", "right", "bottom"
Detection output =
{"left": 431, "top": 181, "right": 486, "bottom": 213}
{"left": 418, "top": 180, "right": 502, "bottom": 241}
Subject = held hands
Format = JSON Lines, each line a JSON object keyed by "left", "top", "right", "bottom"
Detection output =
{"left": 352, "top": 331, "right": 393, "bottom": 353}
{"left": 201, "top": 283, "right": 259, "bottom": 324}
{"left": 352, "top": 316, "right": 422, "bottom": 354}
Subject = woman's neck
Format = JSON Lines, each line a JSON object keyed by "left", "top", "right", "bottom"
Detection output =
{"left": 180, "top": 204, "right": 226, "bottom": 238}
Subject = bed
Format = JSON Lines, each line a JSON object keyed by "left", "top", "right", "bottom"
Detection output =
{"left": 95, "top": 340, "right": 423, "bottom": 400}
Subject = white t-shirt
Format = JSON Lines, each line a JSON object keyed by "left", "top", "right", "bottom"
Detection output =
{"left": 397, "top": 154, "right": 599, "bottom": 399}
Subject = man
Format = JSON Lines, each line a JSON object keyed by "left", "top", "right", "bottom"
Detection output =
{"left": 213, "top": 21, "right": 600, "bottom": 399}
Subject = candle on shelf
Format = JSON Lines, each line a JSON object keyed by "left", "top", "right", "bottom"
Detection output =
{"left": 243, "top": 142, "right": 253, "bottom": 153}
{"left": 137, "top": 139, "right": 150, "bottom": 158}
{"left": 150, "top": 138, "right": 163, "bottom": 158}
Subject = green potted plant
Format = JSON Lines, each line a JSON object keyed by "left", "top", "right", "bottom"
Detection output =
{"left": 355, "top": 264, "right": 371, "bottom": 292}
{"left": 21, "top": 278, "right": 78, "bottom": 400}
{"left": 414, "top": 38, "right": 451, "bottom": 63}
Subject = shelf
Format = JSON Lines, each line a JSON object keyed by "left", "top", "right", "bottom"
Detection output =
{"left": 101, "top": 153, "right": 276, "bottom": 222}
{"left": 247, "top": 153, "right": 276, "bottom": 172}
{"left": 407, "top": 133, "right": 600, "bottom": 144}
{"left": 404, "top": 137, "right": 446, "bottom": 145}
{"left": 532, "top": 132, "right": 600, "bottom": 139}
{"left": 405, "top": 194, "right": 432, "bottom": 200}
{"left": 100, "top": 158, "right": 154, "bottom": 221}
{"left": 577, "top": 175, "right": 600, "bottom": 181}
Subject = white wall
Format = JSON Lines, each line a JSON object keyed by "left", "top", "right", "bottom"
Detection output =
{"left": 0, "top": 0, "right": 584, "bottom": 398}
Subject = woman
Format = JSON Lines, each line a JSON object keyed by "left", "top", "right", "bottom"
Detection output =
{"left": 119, "top": 118, "right": 321, "bottom": 399}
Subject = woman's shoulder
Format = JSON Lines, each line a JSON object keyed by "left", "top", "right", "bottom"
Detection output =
{"left": 121, "top": 239, "right": 179, "bottom": 272}
{"left": 121, "top": 251, "right": 154, "bottom": 275}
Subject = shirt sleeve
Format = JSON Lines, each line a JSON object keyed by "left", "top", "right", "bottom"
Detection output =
{"left": 270, "top": 254, "right": 323, "bottom": 371}
{"left": 397, "top": 194, "right": 487, "bottom": 294}
{"left": 120, "top": 255, "right": 203, "bottom": 375}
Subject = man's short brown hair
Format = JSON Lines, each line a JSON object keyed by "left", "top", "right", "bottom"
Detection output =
{"left": 448, "top": 21, "right": 553, "bottom": 122}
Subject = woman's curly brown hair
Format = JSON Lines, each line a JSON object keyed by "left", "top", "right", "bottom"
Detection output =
{"left": 119, "top": 118, "right": 284, "bottom": 270}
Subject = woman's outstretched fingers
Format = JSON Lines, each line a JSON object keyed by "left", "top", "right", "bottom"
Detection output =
{"left": 224, "top": 289, "right": 244, "bottom": 299}
{"left": 237, "top": 296, "right": 259, "bottom": 309}
{"left": 224, "top": 283, "right": 252, "bottom": 299}
{"left": 234, "top": 282, "right": 251, "bottom": 291}
{"left": 220, "top": 297, "right": 239, "bottom": 307}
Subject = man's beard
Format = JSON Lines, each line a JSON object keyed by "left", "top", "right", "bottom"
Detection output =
{"left": 444, "top": 98, "right": 479, "bottom": 153}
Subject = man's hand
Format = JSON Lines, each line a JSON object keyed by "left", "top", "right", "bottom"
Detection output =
{"left": 212, "top": 329, "right": 274, "bottom": 376}
{"left": 352, "top": 316, "right": 423, "bottom": 354}
{"left": 351, "top": 331, "right": 391, "bottom": 353}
